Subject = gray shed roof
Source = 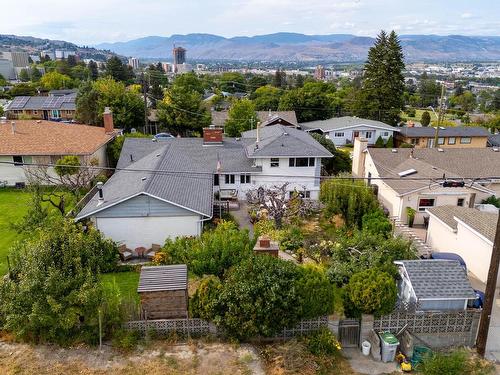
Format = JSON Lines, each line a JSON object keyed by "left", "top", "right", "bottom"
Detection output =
{"left": 211, "top": 110, "right": 298, "bottom": 127}
{"left": 398, "top": 126, "right": 489, "bottom": 138}
{"left": 397, "top": 260, "right": 476, "bottom": 300}
{"left": 241, "top": 125, "right": 332, "bottom": 158}
{"left": 368, "top": 148, "right": 500, "bottom": 195}
{"left": 300, "top": 116, "right": 397, "bottom": 132}
{"left": 138, "top": 264, "right": 187, "bottom": 293}
{"left": 427, "top": 206, "right": 498, "bottom": 243}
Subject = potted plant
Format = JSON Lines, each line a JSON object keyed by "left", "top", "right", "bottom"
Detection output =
{"left": 406, "top": 207, "right": 416, "bottom": 227}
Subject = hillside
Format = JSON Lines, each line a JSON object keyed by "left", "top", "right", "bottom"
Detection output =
{"left": 96, "top": 32, "right": 500, "bottom": 62}
{"left": 0, "top": 34, "right": 118, "bottom": 61}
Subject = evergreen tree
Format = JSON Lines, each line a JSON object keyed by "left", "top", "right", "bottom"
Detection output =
{"left": 224, "top": 99, "right": 258, "bottom": 137}
{"left": 30, "top": 66, "right": 42, "bottom": 82}
{"left": 375, "top": 136, "right": 385, "bottom": 148}
{"left": 385, "top": 135, "right": 394, "bottom": 148}
{"left": 18, "top": 68, "right": 30, "bottom": 82}
{"left": 359, "top": 30, "right": 405, "bottom": 126}
{"left": 273, "top": 69, "right": 286, "bottom": 88}
{"left": 421, "top": 111, "right": 431, "bottom": 127}
{"left": 105, "top": 56, "right": 129, "bottom": 82}
{"left": 88, "top": 60, "right": 99, "bottom": 80}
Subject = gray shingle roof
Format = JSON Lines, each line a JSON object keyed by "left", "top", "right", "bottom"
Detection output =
{"left": 241, "top": 125, "right": 332, "bottom": 158}
{"left": 300, "top": 116, "right": 397, "bottom": 132}
{"left": 137, "top": 265, "right": 187, "bottom": 293}
{"left": 398, "top": 126, "right": 490, "bottom": 138}
{"left": 397, "top": 260, "right": 476, "bottom": 300}
{"left": 427, "top": 206, "right": 498, "bottom": 243}
{"left": 77, "top": 136, "right": 264, "bottom": 220}
{"left": 368, "top": 148, "right": 500, "bottom": 195}
{"left": 6, "top": 94, "right": 76, "bottom": 111}
{"left": 211, "top": 110, "right": 298, "bottom": 127}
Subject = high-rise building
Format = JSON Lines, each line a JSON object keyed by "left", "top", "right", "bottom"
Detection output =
{"left": 161, "top": 62, "right": 171, "bottom": 73}
{"left": 172, "top": 46, "right": 186, "bottom": 73}
{"left": 128, "top": 57, "right": 140, "bottom": 69}
{"left": 314, "top": 65, "right": 326, "bottom": 80}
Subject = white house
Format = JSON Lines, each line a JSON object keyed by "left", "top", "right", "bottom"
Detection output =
{"left": 352, "top": 138, "right": 500, "bottom": 225}
{"left": 76, "top": 126, "right": 332, "bottom": 249}
{"left": 426, "top": 206, "right": 499, "bottom": 286}
{"left": 0, "top": 116, "right": 118, "bottom": 186}
{"left": 300, "top": 116, "right": 398, "bottom": 146}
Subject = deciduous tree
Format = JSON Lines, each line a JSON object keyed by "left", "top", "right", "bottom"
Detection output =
{"left": 224, "top": 99, "right": 258, "bottom": 137}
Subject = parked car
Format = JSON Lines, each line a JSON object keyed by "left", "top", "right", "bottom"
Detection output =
{"left": 154, "top": 132, "right": 174, "bottom": 140}
{"left": 430, "top": 252, "right": 467, "bottom": 271}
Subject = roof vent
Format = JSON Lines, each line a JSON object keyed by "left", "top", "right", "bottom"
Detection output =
{"left": 283, "top": 132, "right": 288, "bottom": 136}
{"left": 493, "top": 147, "right": 499, "bottom": 152}
{"left": 156, "top": 153, "right": 161, "bottom": 157}
{"left": 96, "top": 182, "right": 104, "bottom": 203}
{"left": 398, "top": 168, "right": 418, "bottom": 177}
{"left": 391, "top": 149, "right": 398, "bottom": 153}
{"left": 437, "top": 148, "right": 444, "bottom": 152}
{"left": 141, "top": 177, "right": 147, "bottom": 181}
{"left": 36, "top": 120, "right": 41, "bottom": 124}
{"left": 130, "top": 154, "right": 134, "bottom": 162}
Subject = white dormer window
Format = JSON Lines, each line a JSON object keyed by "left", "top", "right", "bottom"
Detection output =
{"left": 270, "top": 158, "right": 279, "bottom": 167}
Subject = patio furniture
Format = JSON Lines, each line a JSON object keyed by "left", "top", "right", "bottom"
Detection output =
{"left": 219, "top": 189, "right": 238, "bottom": 200}
{"left": 118, "top": 244, "right": 133, "bottom": 261}
{"left": 145, "top": 244, "right": 161, "bottom": 260}
{"left": 134, "top": 246, "right": 147, "bottom": 258}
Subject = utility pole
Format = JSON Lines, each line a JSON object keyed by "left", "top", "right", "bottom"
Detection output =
{"left": 476, "top": 213, "right": 500, "bottom": 357}
{"left": 141, "top": 72, "right": 148, "bottom": 134}
{"left": 433, "top": 83, "right": 446, "bottom": 148}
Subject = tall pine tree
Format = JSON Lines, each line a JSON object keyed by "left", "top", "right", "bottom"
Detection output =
{"left": 359, "top": 30, "right": 405, "bottom": 125}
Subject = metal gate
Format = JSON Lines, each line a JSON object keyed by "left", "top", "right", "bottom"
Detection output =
{"left": 339, "top": 319, "right": 360, "bottom": 348}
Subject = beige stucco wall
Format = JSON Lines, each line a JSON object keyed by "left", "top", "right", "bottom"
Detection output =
{"left": 427, "top": 214, "right": 498, "bottom": 286}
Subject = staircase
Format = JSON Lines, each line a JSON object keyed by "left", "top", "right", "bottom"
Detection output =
{"left": 391, "top": 216, "right": 432, "bottom": 258}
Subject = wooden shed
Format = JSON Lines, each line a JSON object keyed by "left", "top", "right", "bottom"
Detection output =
{"left": 137, "top": 264, "right": 188, "bottom": 319}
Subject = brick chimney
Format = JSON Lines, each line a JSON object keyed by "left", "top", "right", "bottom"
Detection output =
{"left": 203, "top": 126, "right": 223, "bottom": 145}
{"left": 253, "top": 236, "right": 278, "bottom": 257}
{"left": 103, "top": 107, "right": 114, "bottom": 134}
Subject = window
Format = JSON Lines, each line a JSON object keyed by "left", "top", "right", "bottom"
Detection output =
{"left": 214, "top": 174, "right": 219, "bottom": 186}
{"left": 13, "top": 156, "right": 23, "bottom": 166}
{"left": 334, "top": 132, "right": 344, "bottom": 137}
{"left": 438, "top": 137, "right": 445, "bottom": 145}
{"left": 240, "top": 174, "right": 251, "bottom": 184}
{"left": 224, "top": 174, "right": 235, "bottom": 184}
{"left": 365, "top": 131, "right": 373, "bottom": 138}
{"left": 417, "top": 198, "right": 435, "bottom": 212}
{"left": 289, "top": 158, "right": 315, "bottom": 167}
{"left": 457, "top": 198, "right": 465, "bottom": 207}
{"left": 410, "top": 138, "right": 418, "bottom": 145}
{"left": 270, "top": 158, "right": 279, "bottom": 167}
{"left": 382, "top": 131, "right": 389, "bottom": 137}
{"left": 460, "top": 137, "right": 471, "bottom": 144}
{"left": 51, "top": 110, "right": 60, "bottom": 118}
{"left": 448, "top": 137, "right": 456, "bottom": 145}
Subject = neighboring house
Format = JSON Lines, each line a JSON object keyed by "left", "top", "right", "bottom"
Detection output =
{"left": 395, "top": 259, "right": 477, "bottom": 311}
{"left": 76, "top": 125, "right": 331, "bottom": 249}
{"left": 395, "top": 126, "right": 490, "bottom": 148}
{"left": 5, "top": 90, "right": 77, "bottom": 121}
{"left": 300, "top": 116, "right": 397, "bottom": 146}
{"left": 352, "top": 138, "right": 500, "bottom": 225}
{"left": 426, "top": 206, "right": 499, "bottom": 286}
{"left": 0, "top": 116, "right": 117, "bottom": 186}
{"left": 211, "top": 110, "right": 299, "bottom": 129}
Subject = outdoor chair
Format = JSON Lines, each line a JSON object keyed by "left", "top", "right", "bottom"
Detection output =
{"left": 145, "top": 244, "right": 161, "bottom": 260}
{"left": 118, "top": 244, "right": 133, "bottom": 261}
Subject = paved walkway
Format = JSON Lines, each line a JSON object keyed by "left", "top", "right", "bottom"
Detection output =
{"left": 231, "top": 201, "right": 254, "bottom": 237}
{"left": 343, "top": 348, "right": 401, "bottom": 374}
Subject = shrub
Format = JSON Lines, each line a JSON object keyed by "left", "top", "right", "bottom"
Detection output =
{"left": 156, "top": 220, "right": 253, "bottom": 277}
{"left": 375, "top": 136, "right": 385, "bottom": 148}
{"left": 421, "top": 111, "right": 431, "bottom": 126}
{"left": 281, "top": 226, "right": 304, "bottom": 253}
{"left": 406, "top": 107, "right": 416, "bottom": 117}
{"left": 346, "top": 268, "right": 397, "bottom": 316}
{"left": 362, "top": 210, "right": 392, "bottom": 237}
{"left": 420, "top": 349, "right": 494, "bottom": 375}
{"left": 482, "top": 195, "right": 500, "bottom": 208}
{"left": 400, "top": 142, "right": 414, "bottom": 148}
{"left": 306, "top": 328, "right": 341, "bottom": 356}
{"left": 189, "top": 275, "right": 223, "bottom": 320}
{"left": 112, "top": 329, "right": 142, "bottom": 351}
{"left": 320, "top": 175, "right": 379, "bottom": 228}
{"left": 385, "top": 135, "right": 394, "bottom": 148}
{"left": 296, "top": 266, "right": 335, "bottom": 319}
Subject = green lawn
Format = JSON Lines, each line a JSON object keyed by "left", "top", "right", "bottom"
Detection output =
{"left": 0, "top": 189, "right": 31, "bottom": 275}
{"left": 402, "top": 109, "right": 456, "bottom": 124}
{"left": 101, "top": 271, "right": 140, "bottom": 301}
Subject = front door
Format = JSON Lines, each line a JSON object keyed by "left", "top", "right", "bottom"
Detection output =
{"left": 427, "top": 138, "right": 435, "bottom": 148}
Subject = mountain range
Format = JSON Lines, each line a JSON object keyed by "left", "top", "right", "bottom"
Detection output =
{"left": 96, "top": 32, "right": 500, "bottom": 62}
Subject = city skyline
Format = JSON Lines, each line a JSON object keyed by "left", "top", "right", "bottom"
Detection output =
{"left": 0, "top": 0, "right": 499, "bottom": 46}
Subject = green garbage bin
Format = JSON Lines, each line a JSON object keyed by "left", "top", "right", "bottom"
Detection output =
{"left": 379, "top": 332, "right": 399, "bottom": 363}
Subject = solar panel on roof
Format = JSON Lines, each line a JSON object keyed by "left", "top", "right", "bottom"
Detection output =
{"left": 9, "top": 96, "right": 30, "bottom": 109}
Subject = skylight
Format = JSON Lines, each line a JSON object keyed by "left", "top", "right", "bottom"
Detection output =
{"left": 398, "top": 168, "right": 417, "bottom": 177}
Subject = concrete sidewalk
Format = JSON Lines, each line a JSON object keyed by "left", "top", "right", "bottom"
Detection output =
{"left": 231, "top": 201, "right": 254, "bottom": 238}
{"left": 343, "top": 348, "right": 401, "bottom": 374}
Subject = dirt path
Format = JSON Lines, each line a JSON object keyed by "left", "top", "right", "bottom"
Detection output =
{"left": 0, "top": 339, "right": 265, "bottom": 375}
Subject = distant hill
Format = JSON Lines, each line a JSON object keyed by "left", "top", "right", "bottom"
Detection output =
{"left": 0, "top": 34, "right": 119, "bottom": 61}
{"left": 96, "top": 32, "right": 500, "bottom": 62}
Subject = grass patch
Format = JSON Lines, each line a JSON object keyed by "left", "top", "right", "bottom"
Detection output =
{"left": 101, "top": 271, "right": 140, "bottom": 301}
{"left": 0, "top": 189, "right": 31, "bottom": 275}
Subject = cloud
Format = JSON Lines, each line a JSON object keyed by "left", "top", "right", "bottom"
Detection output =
{"left": 461, "top": 12, "right": 473, "bottom": 19}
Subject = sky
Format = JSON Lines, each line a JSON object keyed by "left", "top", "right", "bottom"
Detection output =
{"left": 1, "top": 0, "right": 499, "bottom": 45}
